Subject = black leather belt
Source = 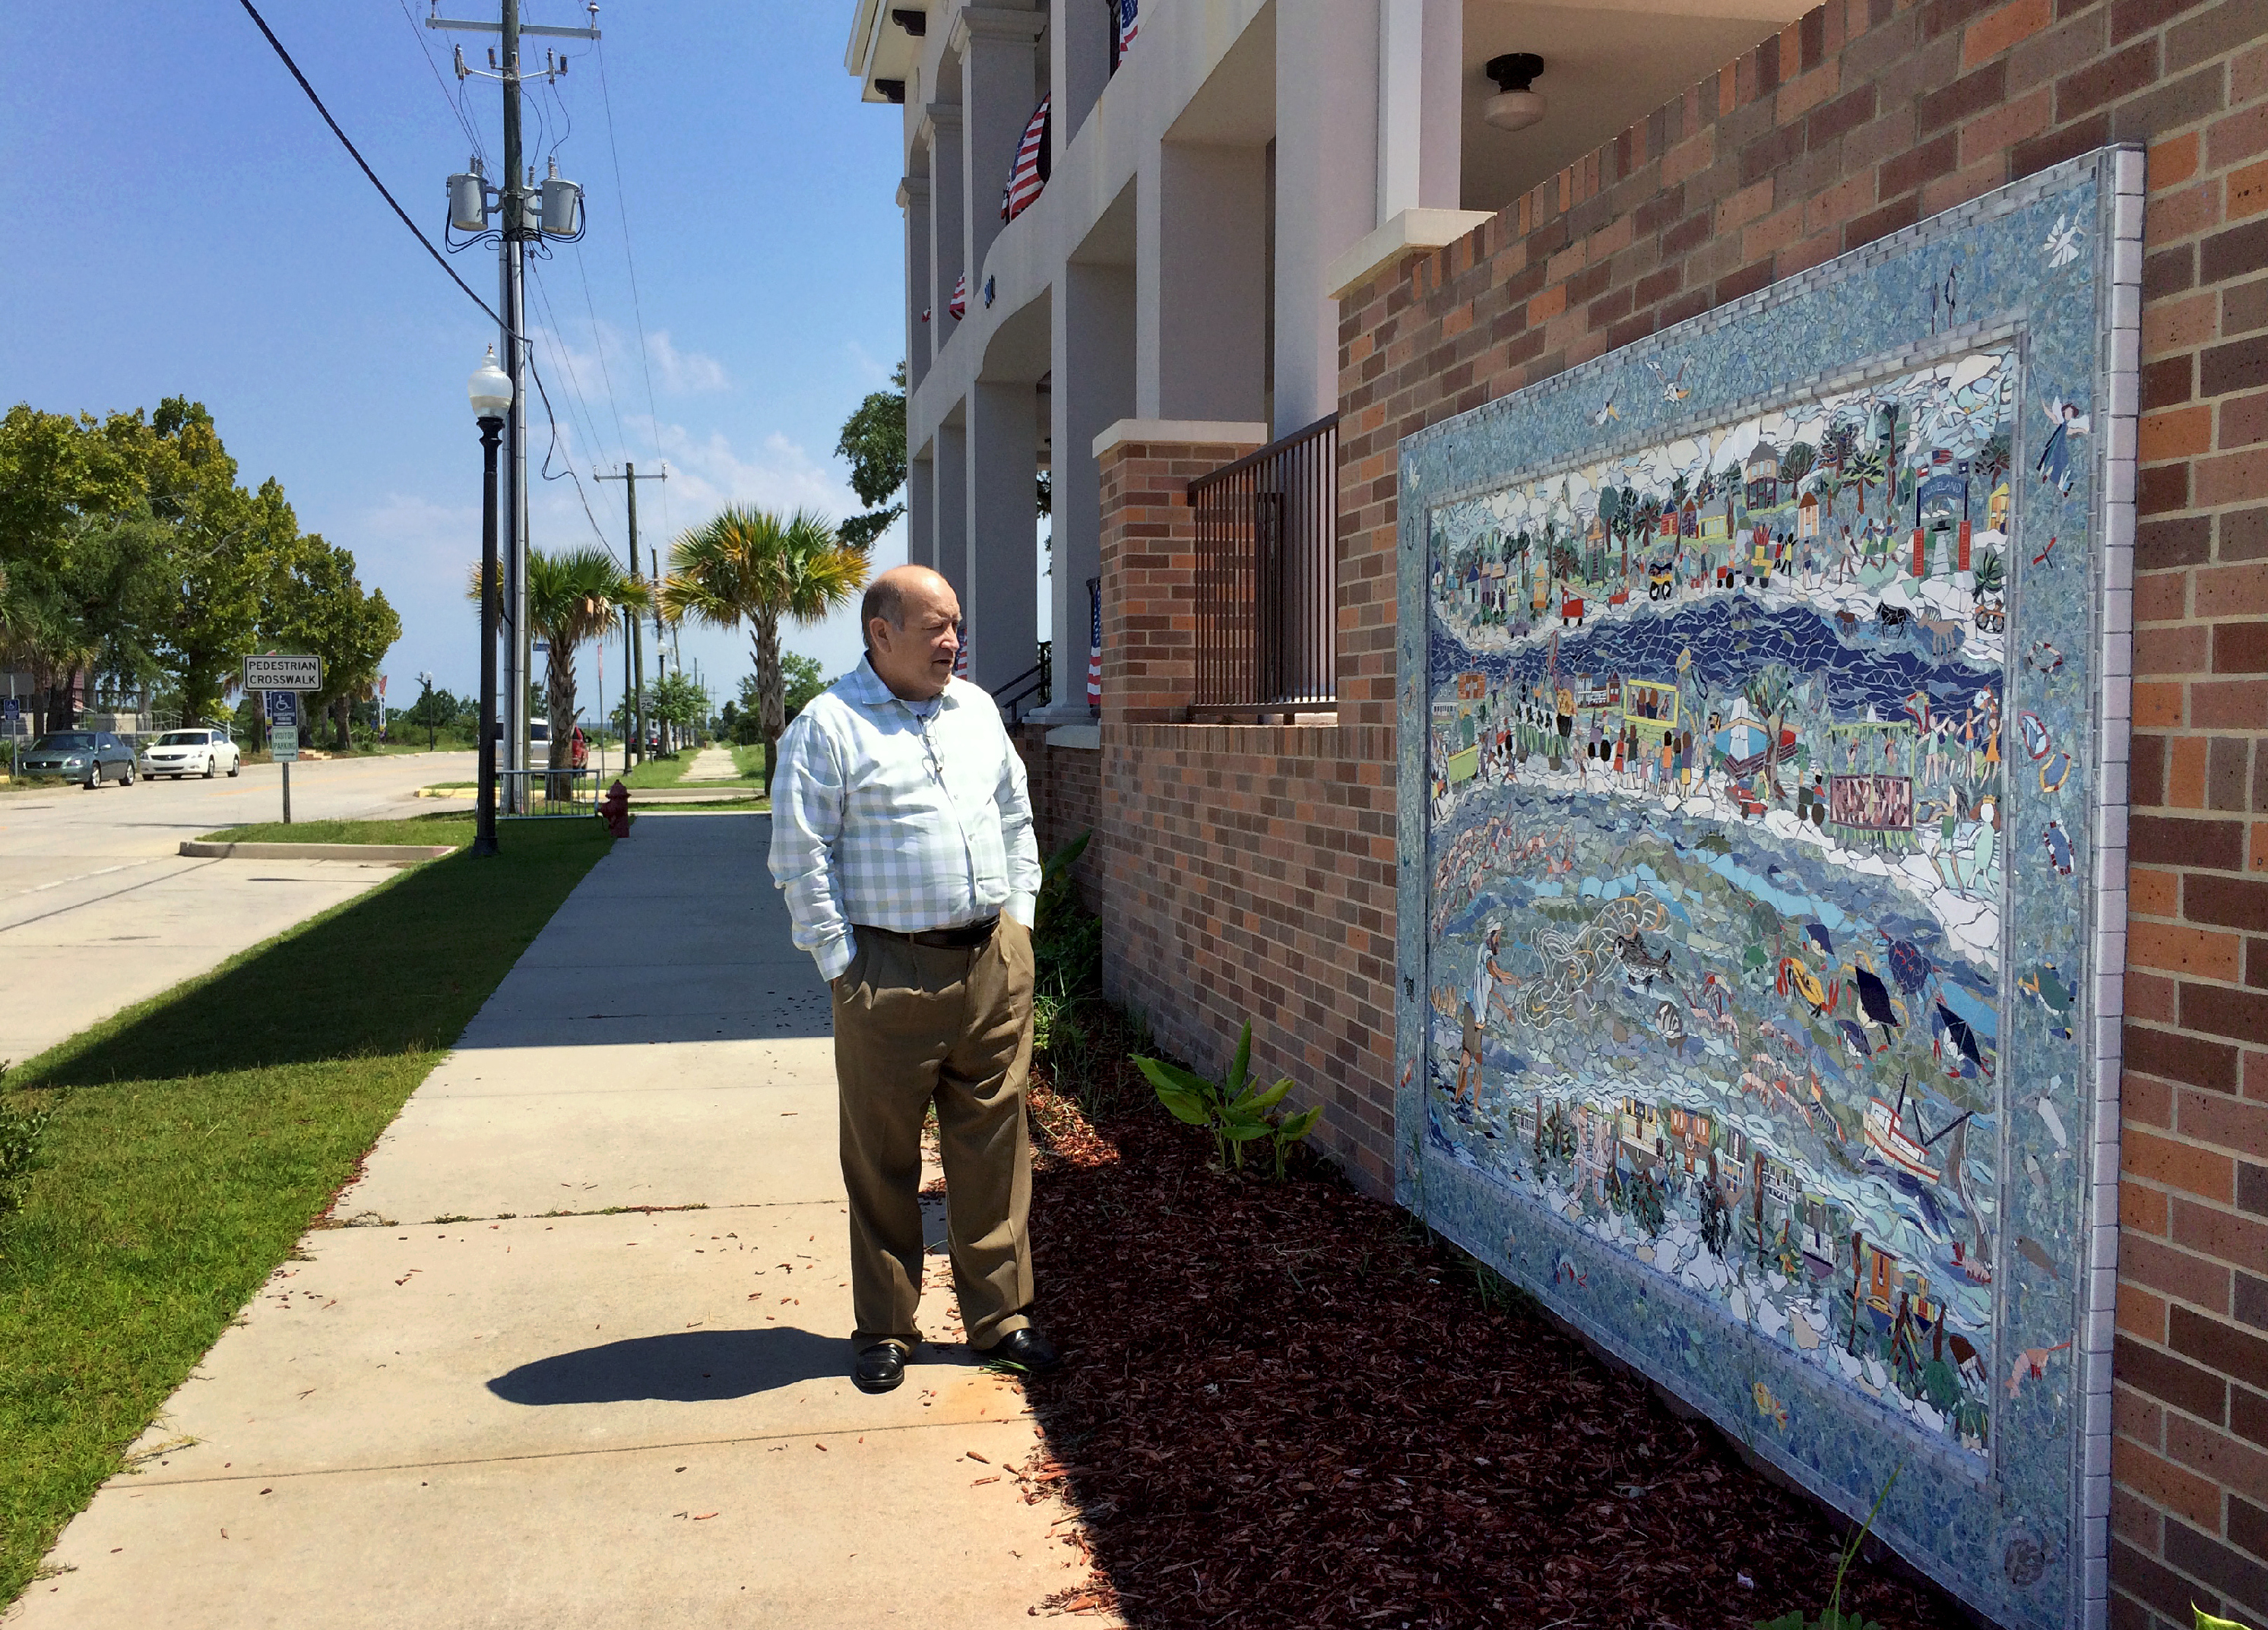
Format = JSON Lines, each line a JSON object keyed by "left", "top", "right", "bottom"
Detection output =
{"left": 859, "top": 916, "right": 998, "bottom": 950}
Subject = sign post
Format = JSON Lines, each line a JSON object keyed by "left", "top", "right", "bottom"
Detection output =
{"left": 247, "top": 655, "right": 322, "bottom": 825}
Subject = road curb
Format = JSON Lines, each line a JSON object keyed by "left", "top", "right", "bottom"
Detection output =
{"left": 179, "top": 841, "right": 458, "bottom": 863}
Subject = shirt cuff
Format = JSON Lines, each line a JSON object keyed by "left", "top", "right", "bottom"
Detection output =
{"left": 814, "top": 931, "right": 856, "bottom": 982}
{"left": 1004, "top": 891, "right": 1037, "bottom": 929}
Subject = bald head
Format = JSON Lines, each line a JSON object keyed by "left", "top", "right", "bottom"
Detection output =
{"left": 861, "top": 566, "right": 952, "bottom": 649}
{"left": 862, "top": 565, "right": 961, "bottom": 700}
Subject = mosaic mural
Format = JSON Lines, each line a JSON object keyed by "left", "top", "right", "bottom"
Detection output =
{"left": 1394, "top": 152, "right": 2137, "bottom": 1630}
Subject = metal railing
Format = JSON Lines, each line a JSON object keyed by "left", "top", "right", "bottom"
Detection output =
{"left": 496, "top": 766, "right": 602, "bottom": 818}
{"left": 996, "top": 639, "right": 1053, "bottom": 725}
{"left": 1186, "top": 412, "right": 1338, "bottom": 715}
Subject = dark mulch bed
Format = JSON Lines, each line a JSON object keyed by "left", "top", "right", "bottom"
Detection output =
{"left": 1015, "top": 1032, "right": 1975, "bottom": 1630}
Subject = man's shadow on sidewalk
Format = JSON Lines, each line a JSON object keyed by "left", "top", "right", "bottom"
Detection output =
{"left": 487, "top": 1327, "right": 984, "bottom": 1404}
{"left": 488, "top": 1328, "right": 845, "bottom": 1403}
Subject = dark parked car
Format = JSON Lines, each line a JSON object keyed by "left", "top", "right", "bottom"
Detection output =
{"left": 19, "top": 730, "right": 138, "bottom": 788}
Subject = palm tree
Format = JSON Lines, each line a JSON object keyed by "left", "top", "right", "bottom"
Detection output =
{"left": 467, "top": 546, "right": 645, "bottom": 788}
{"left": 660, "top": 506, "right": 867, "bottom": 777}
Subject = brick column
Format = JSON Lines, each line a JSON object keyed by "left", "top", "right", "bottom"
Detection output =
{"left": 1094, "top": 421, "right": 1265, "bottom": 726}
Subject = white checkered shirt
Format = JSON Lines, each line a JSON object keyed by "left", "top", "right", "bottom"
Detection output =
{"left": 768, "top": 658, "right": 1041, "bottom": 981}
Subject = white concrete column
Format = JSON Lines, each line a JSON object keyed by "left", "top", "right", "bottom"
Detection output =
{"left": 1052, "top": 0, "right": 1110, "bottom": 166}
{"left": 1418, "top": 0, "right": 1462, "bottom": 211}
{"left": 934, "top": 414, "right": 968, "bottom": 607}
{"left": 1044, "top": 258, "right": 1136, "bottom": 715}
{"left": 1376, "top": 0, "right": 1462, "bottom": 222}
{"left": 958, "top": 8, "right": 1047, "bottom": 299}
{"left": 901, "top": 175, "right": 932, "bottom": 392}
{"left": 1276, "top": 0, "right": 1381, "bottom": 434}
{"left": 905, "top": 444, "right": 936, "bottom": 572}
{"left": 965, "top": 379, "right": 1039, "bottom": 694}
{"left": 1138, "top": 141, "right": 1269, "bottom": 424}
{"left": 926, "top": 106, "right": 964, "bottom": 366}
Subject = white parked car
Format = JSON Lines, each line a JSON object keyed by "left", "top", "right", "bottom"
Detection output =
{"left": 140, "top": 728, "right": 241, "bottom": 780}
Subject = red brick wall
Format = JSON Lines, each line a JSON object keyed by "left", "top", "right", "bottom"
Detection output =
{"left": 1083, "top": 435, "right": 1405, "bottom": 1188}
{"left": 1009, "top": 723, "right": 1103, "bottom": 893}
{"left": 1323, "top": 4, "right": 2268, "bottom": 1625}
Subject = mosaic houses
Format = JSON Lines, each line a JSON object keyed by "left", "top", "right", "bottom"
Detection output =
{"left": 1393, "top": 152, "right": 2137, "bottom": 1628}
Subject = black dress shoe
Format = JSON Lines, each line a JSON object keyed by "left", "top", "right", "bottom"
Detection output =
{"left": 980, "top": 1327, "right": 1060, "bottom": 1373}
{"left": 853, "top": 1341, "right": 908, "bottom": 1394}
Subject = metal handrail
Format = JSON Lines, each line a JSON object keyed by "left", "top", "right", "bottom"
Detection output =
{"left": 994, "top": 640, "right": 1053, "bottom": 725}
{"left": 1186, "top": 412, "right": 1339, "bottom": 712}
{"left": 495, "top": 766, "right": 601, "bottom": 818}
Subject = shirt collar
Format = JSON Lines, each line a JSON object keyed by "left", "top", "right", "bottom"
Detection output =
{"left": 843, "top": 656, "right": 957, "bottom": 715}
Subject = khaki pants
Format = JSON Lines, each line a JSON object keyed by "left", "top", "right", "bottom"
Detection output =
{"left": 829, "top": 918, "right": 1035, "bottom": 1350}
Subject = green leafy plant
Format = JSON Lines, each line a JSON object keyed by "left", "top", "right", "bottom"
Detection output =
{"left": 2196, "top": 1609, "right": 2258, "bottom": 1630}
{"left": 1132, "top": 1021, "right": 1322, "bottom": 1179}
{"left": 1971, "top": 547, "right": 2005, "bottom": 598}
{"left": 1755, "top": 1461, "right": 1901, "bottom": 1630}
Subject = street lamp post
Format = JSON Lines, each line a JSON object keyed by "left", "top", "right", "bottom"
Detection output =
{"left": 469, "top": 347, "right": 513, "bottom": 858}
{"left": 417, "top": 669, "right": 437, "bottom": 752}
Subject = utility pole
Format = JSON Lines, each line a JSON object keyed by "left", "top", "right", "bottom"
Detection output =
{"left": 435, "top": 1, "right": 597, "bottom": 810}
{"left": 651, "top": 545, "right": 666, "bottom": 754}
{"left": 596, "top": 461, "right": 664, "bottom": 766}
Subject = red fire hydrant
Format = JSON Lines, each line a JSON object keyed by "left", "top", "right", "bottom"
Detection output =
{"left": 597, "top": 778, "right": 631, "bottom": 839}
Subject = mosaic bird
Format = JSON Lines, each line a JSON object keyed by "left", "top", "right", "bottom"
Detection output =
{"left": 1934, "top": 998, "right": 1990, "bottom": 1077}
{"left": 2019, "top": 965, "right": 2076, "bottom": 1040}
{"left": 1804, "top": 922, "right": 1834, "bottom": 956}
{"left": 1836, "top": 1018, "right": 1876, "bottom": 1061}
{"left": 1591, "top": 396, "right": 1620, "bottom": 427}
{"left": 1889, "top": 940, "right": 1933, "bottom": 996}
{"left": 1647, "top": 357, "right": 1691, "bottom": 401}
{"left": 1849, "top": 962, "right": 1902, "bottom": 1048}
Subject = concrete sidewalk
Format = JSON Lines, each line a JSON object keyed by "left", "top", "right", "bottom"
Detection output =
{"left": 17, "top": 814, "right": 1098, "bottom": 1628}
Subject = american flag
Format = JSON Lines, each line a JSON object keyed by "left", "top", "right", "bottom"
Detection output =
{"left": 948, "top": 273, "right": 966, "bottom": 320}
{"left": 1086, "top": 576, "right": 1102, "bottom": 708}
{"left": 1000, "top": 94, "right": 1050, "bottom": 222}
{"left": 953, "top": 626, "right": 970, "bottom": 680}
{"left": 1117, "top": 0, "right": 1139, "bottom": 61}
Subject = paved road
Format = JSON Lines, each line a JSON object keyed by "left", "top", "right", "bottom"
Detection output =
{"left": 0, "top": 750, "right": 475, "bottom": 1067}
{"left": 24, "top": 813, "right": 1099, "bottom": 1628}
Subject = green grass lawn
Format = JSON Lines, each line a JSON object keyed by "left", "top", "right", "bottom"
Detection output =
{"left": 617, "top": 753, "right": 692, "bottom": 789}
{"left": 0, "top": 818, "right": 613, "bottom": 1609}
{"left": 200, "top": 813, "right": 475, "bottom": 846}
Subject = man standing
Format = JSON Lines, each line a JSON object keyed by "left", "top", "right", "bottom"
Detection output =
{"left": 768, "top": 565, "right": 1053, "bottom": 1395}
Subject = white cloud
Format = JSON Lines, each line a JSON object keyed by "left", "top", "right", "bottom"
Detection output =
{"left": 647, "top": 329, "right": 729, "bottom": 395}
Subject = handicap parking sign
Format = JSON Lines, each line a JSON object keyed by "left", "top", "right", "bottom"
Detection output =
{"left": 264, "top": 690, "right": 299, "bottom": 725}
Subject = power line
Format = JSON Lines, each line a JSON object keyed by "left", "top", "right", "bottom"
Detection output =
{"left": 393, "top": 0, "right": 486, "bottom": 163}
{"left": 594, "top": 36, "right": 671, "bottom": 543}
{"left": 523, "top": 346, "right": 623, "bottom": 566}
{"left": 235, "top": 0, "right": 512, "bottom": 339}
{"left": 527, "top": 262, "right": 615, "bottom": 479}
{"left": 569, "top": 241, "right": 634, "bottom": 468}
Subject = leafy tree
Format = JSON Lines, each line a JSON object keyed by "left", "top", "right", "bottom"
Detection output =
{"left": 1781, "top": 441, "right": 1817, "bottom": 487}
{"left": 650, "top": 669, "right": 707, "bottom": 744}
{"left": 1744, "top": 661, "right": 1797, "bottom": 798}
{"left": 464, "top": 545, "right": 642, "bottom": 776}
{"left": 265, "top": 538, "right": 401, "bottom": 748}
{"left": 660, "top": 508, "right": 867, "bottom": 775}
{"left": 781, "top": 651, "right": 825, "bottom": 720}
{"left": 1, "top": 404, "right": 147, "bottom": 731}
{"left": 834, "top": 362, "right": 906, "bottom": 552}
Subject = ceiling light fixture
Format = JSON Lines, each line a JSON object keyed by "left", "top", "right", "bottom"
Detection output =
{"left": 1483, "top": 53, "right": 1547, "bottom": 132}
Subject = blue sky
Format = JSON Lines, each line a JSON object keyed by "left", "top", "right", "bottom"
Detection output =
{"left": 2, "top": 1, "right": 913, "bottom": 715}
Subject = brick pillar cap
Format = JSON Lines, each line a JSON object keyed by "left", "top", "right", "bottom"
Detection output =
{"left": 1093, "top": 418, "right": 1270, "bottom": 459}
